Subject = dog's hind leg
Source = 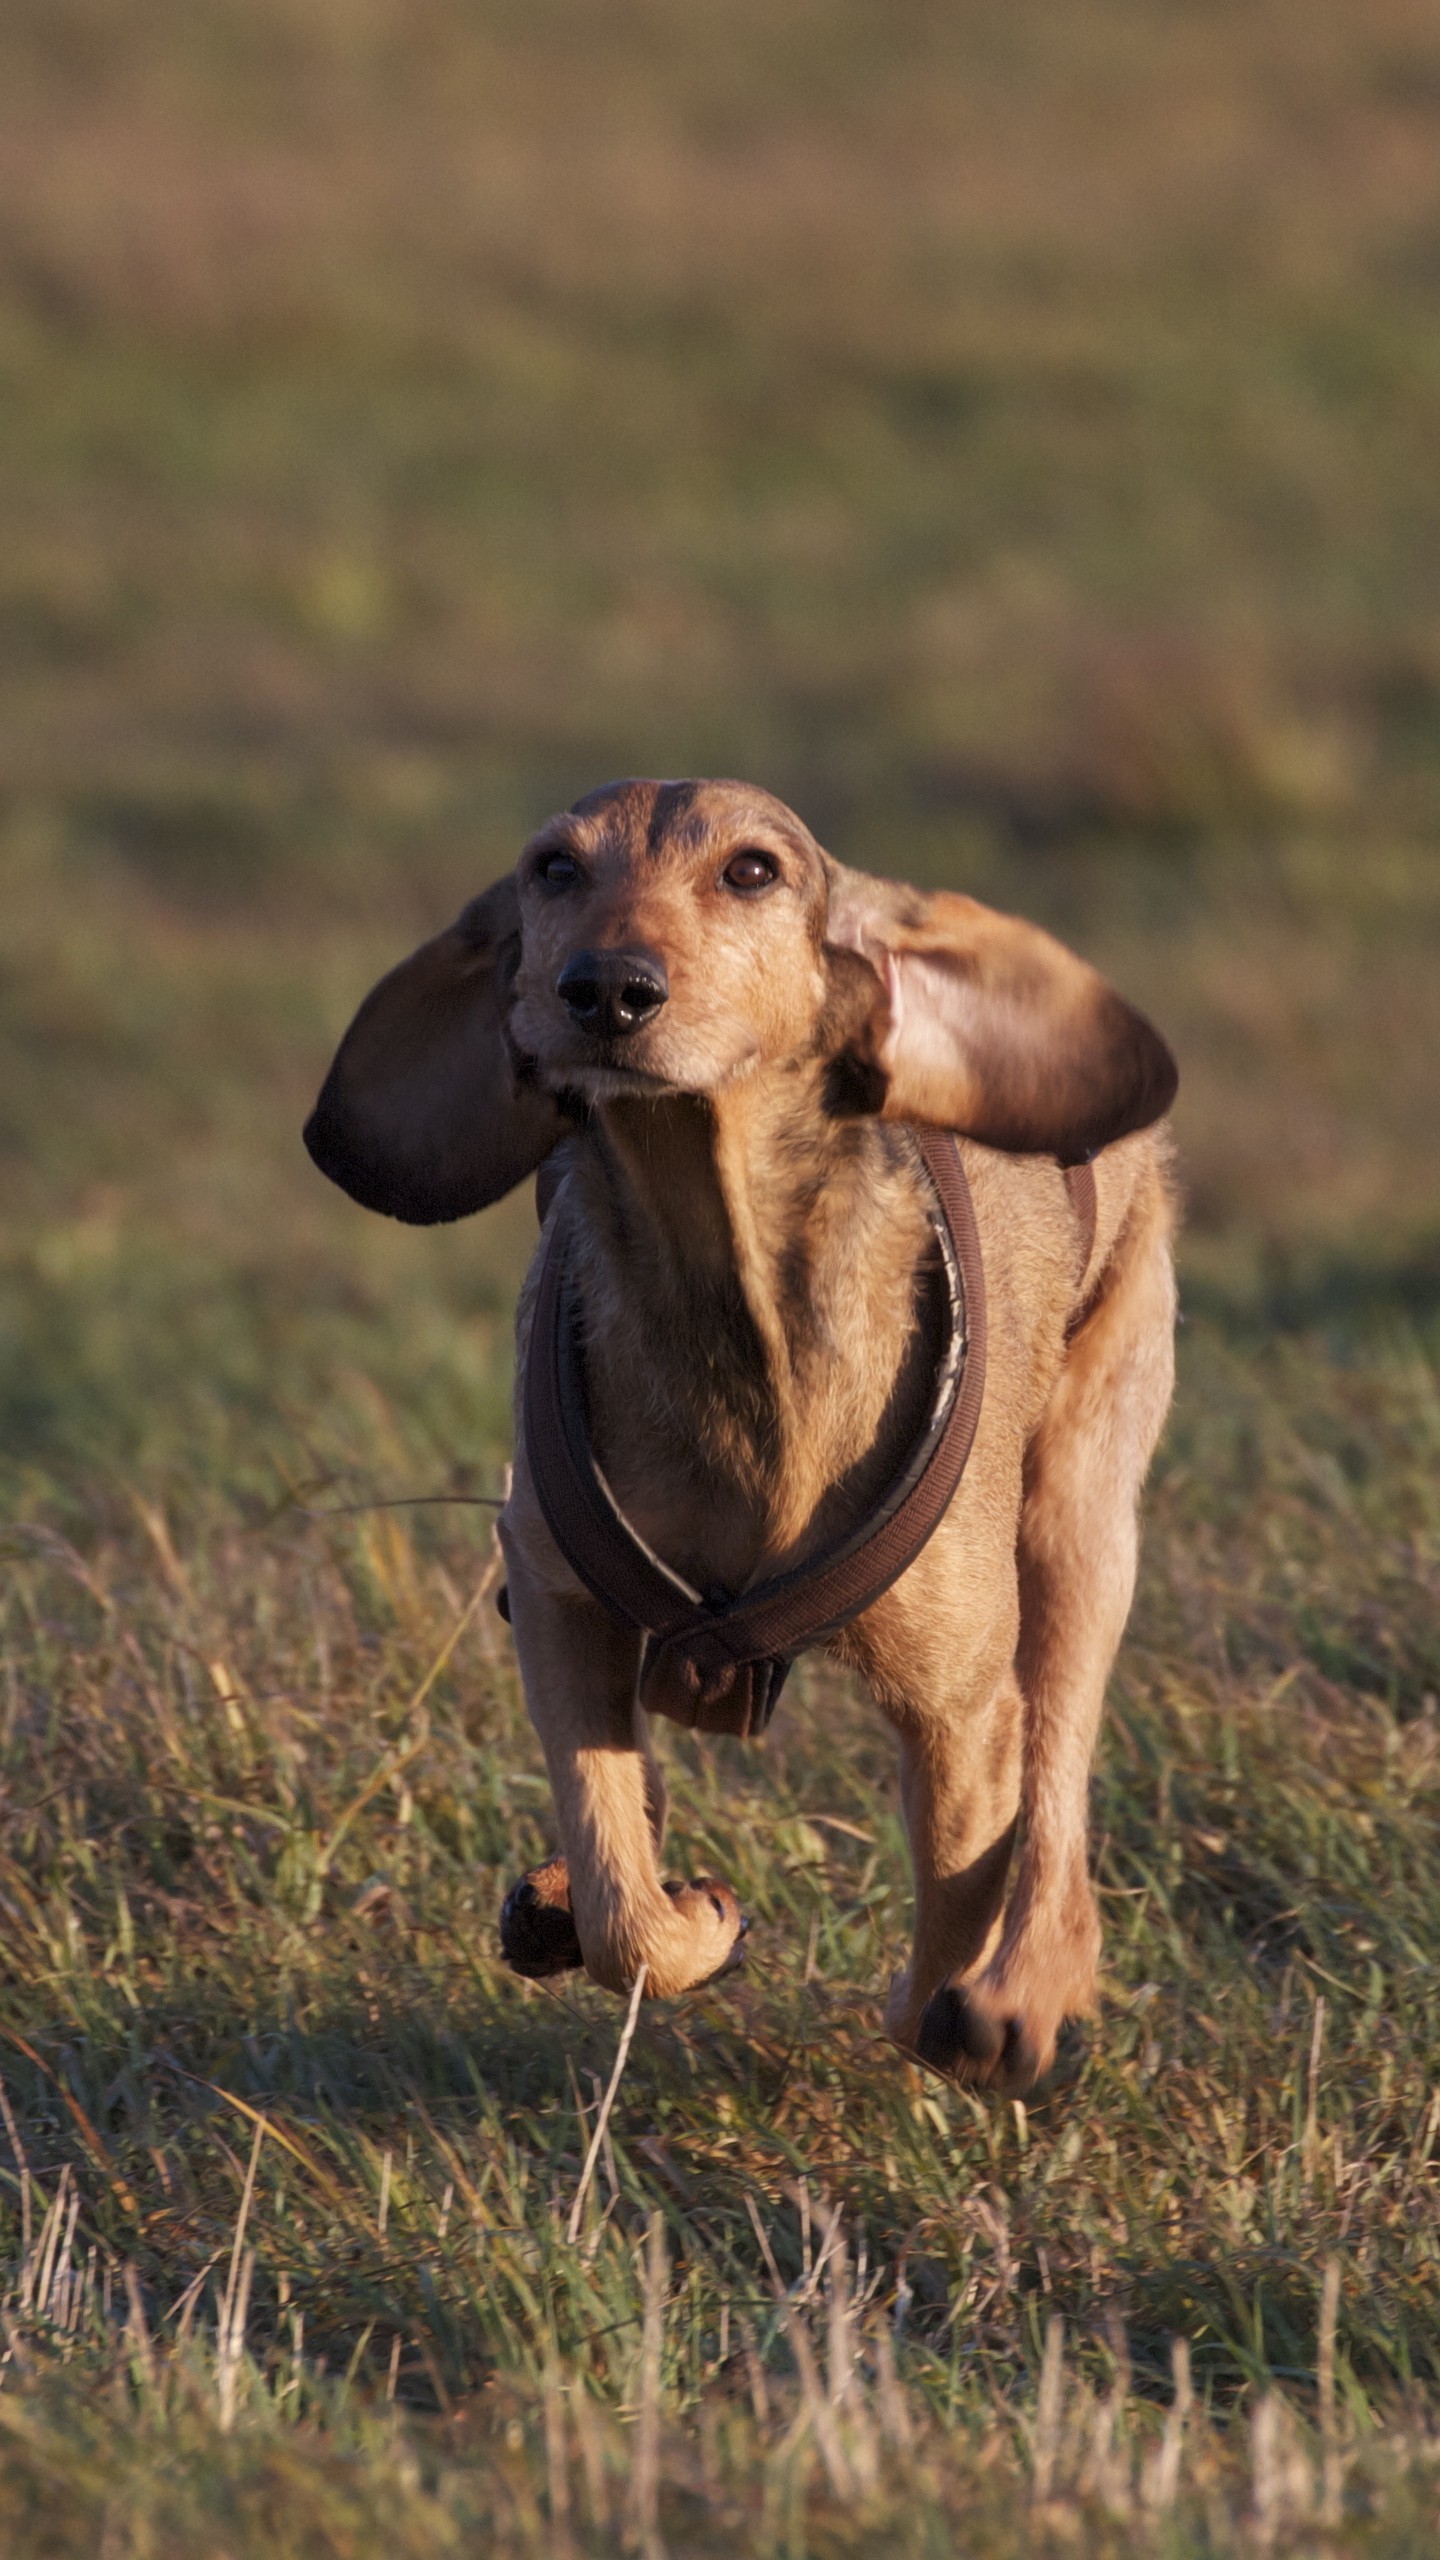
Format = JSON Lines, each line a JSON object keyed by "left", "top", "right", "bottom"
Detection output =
{"left": 497, "top": 1512, "right": 745, "bottom": 2000}
{"left": 880, "top": 1658, "right": 1024, "bottom": 2056}
{"left": 913, "top": 1165, "right": 1176, "bottom": 2091}
{"left": 848, "top": 1533, "right": 1027, "bottom": 2055}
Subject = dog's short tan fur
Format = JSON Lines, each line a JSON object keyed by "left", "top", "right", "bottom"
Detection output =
{"left": 307, "top": 778, "right": 1177, "bottom": 2091}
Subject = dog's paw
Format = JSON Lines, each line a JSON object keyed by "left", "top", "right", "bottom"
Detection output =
{"left": 499, "top": 1863, "right": 747, "bottom": 1993}
{"left": 660, "top": 1875, "right": 749, "bottom": 1982}
{"left": 911, "top": 1980, "right": 1050, "bottom": 2091}
{"left": 907, "top": 1950, "right": 1094, "bottom": 2095}
{"left": 499, "top": 1857, "right": 584, "bottom": 1979}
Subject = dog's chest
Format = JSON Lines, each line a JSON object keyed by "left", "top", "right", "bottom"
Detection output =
{"left": 578, "top": 1264, "right": 941, "bottom": 1592}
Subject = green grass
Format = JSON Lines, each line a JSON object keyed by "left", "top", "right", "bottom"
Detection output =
{"left": 2, "top": 0, "right": 1440, "bottom": 2548}
{"left": 3, "top": 1242, "right": 1439, "bottom": 2553}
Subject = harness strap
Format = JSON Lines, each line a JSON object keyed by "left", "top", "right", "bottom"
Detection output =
{"left": 1062, "top": 1157, "right": 1099, "bottom": 1332}
{"left": 521, "top": 1129, "right": 986, "bottom": 1739}
{"left": 1063, "top": 1157, "right": 1097, "bottom": 1280}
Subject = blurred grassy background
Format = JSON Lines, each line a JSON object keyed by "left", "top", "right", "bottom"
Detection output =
{"left": 6, "top": 0, "right": 1440, "bottom": 1329}
{"left": 2, "top": 2, "right": 1440, "bottom": 2550}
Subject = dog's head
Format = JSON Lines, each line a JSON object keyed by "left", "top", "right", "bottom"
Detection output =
{"left": 305, "top": 778, "right": 1177, "bottom": 1222}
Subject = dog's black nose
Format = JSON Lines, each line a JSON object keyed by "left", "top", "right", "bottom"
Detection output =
{"left": 557, "top": 948, "right": 669, "bottom": 1039}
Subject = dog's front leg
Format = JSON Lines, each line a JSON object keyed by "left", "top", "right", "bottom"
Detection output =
{"left": 497, "top": 1505, "right": 745, "bottom": 1999}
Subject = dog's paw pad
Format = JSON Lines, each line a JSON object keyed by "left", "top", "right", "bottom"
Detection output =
{"left": 499, "top": 1857, "right": 584, "bottom": 1978}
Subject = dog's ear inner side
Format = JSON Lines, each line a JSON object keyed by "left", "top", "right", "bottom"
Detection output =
{"left": 821, "top": 861, "right": 1177, "bottom": 1159}
{"left": 304, "top": 874, "right": 566, "bottom": 1224}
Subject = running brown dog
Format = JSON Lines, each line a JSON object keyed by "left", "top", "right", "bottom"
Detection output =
{"left": 305, "top": 778, "right": 1177, "bottom": 2091}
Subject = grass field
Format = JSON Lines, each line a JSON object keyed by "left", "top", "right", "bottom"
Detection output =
{"left": 2, "top": 1, "right": 1440, "bottom": 2548}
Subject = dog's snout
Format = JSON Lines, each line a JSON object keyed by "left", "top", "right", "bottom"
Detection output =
{"left": 557, "top": 948, "right": 669, "bottom": 1039}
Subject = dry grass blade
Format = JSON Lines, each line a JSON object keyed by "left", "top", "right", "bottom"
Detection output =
{"left": 192, "top": 2079, "right": 347, "bottom": 2208}
{"left": 0, "top": 2083, "right": 32, "bottom": 2270}
{"left": 566, "top": 1965, "right": 647, "bottom": 2248}
{"left": 745, "top": 2195, "right": 854, "bottom": 2498}
{"left": 1303, "top": 1994, "right": 1326, "bottom": 2189}
{"left": 122, "top": 2266, "right": 156, "bottom": 2395}
{"left": 1031, "top": 2315, "right": 1065, "bottom": 2505}
{"left": 1318, "top": 2257, "right": 1342, "bottom": 2525}
{"left": 633, "top": 2213, "right": 666, "bottom": 2560}
{"left": 220, "top": 2111, "right": 266, "bottom": 2345}
{"left": 1142, "top": 2338, "right": 1191, "bottom": 2512}
{"left": 215, "top": 2112, "right": 265, "bottom": 2431}
{"left": 0, "top": 2029, "right": 136, "bottom": 2216}
{"left": 542, "top": 2364, "right": 572, "bottom": 2552}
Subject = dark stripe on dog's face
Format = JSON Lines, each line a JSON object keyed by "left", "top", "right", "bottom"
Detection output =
{"left": 645, "top": 779, "right": 701, "bottom": 853}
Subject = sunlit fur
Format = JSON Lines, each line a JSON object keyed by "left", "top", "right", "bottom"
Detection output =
{"left": 317, "top": 778, "right": 1178, "bottom": 2090}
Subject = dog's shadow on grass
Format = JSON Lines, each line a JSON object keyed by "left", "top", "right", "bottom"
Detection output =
{"left": 8, "top": 1964, "right": 769, "bottom": 2180}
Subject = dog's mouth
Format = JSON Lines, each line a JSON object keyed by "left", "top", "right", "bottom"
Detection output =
{"left": 519, "top": 1005, "right": 765, "bottom": 1106}
{"left": 553, "top": 1059, "right": 677, "bottom": 1101}
{"left": 540, "top": 1034, "right": 769, "bottom": 1107}
{"left": 517, "top": 1013, "right": 672, "bottom": 1091}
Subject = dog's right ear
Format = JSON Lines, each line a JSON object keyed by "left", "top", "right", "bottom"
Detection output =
{"left": 304, "top": 876, "right": 566, "bottom": 1224}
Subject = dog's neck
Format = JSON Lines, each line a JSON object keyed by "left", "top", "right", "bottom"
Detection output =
{"left": 563, "top": 1073, "right": 938, "bottom": 1578}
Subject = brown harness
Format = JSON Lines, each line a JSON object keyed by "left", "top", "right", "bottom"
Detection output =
{"left": 1065, "top": 1155, "right": 1098, "bottom": 1299}
{"left": 515, "top": 1138, "right": 1098, "bottom": 1741}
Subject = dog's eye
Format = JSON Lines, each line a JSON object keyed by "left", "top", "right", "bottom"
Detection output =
{"left": 722, "top": 849, "right": 778, "bottom": 895}
{"left": 536, "top": 850, "right": 582, "bottom": 890}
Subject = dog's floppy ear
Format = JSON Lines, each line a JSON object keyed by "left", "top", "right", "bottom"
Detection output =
{"left": 822, "top": 861, "right": 1177, "bottom": 1159}
{"left": 304, "top": 876, "right": 566, "bottom": 1223}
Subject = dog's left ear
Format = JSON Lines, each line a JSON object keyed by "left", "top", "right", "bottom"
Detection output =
{"left": 822, "top": 861, "right": 1177, "bottom": 1159}
{"left": 304, "top": 876, "right": 566, "bottom": 1223}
